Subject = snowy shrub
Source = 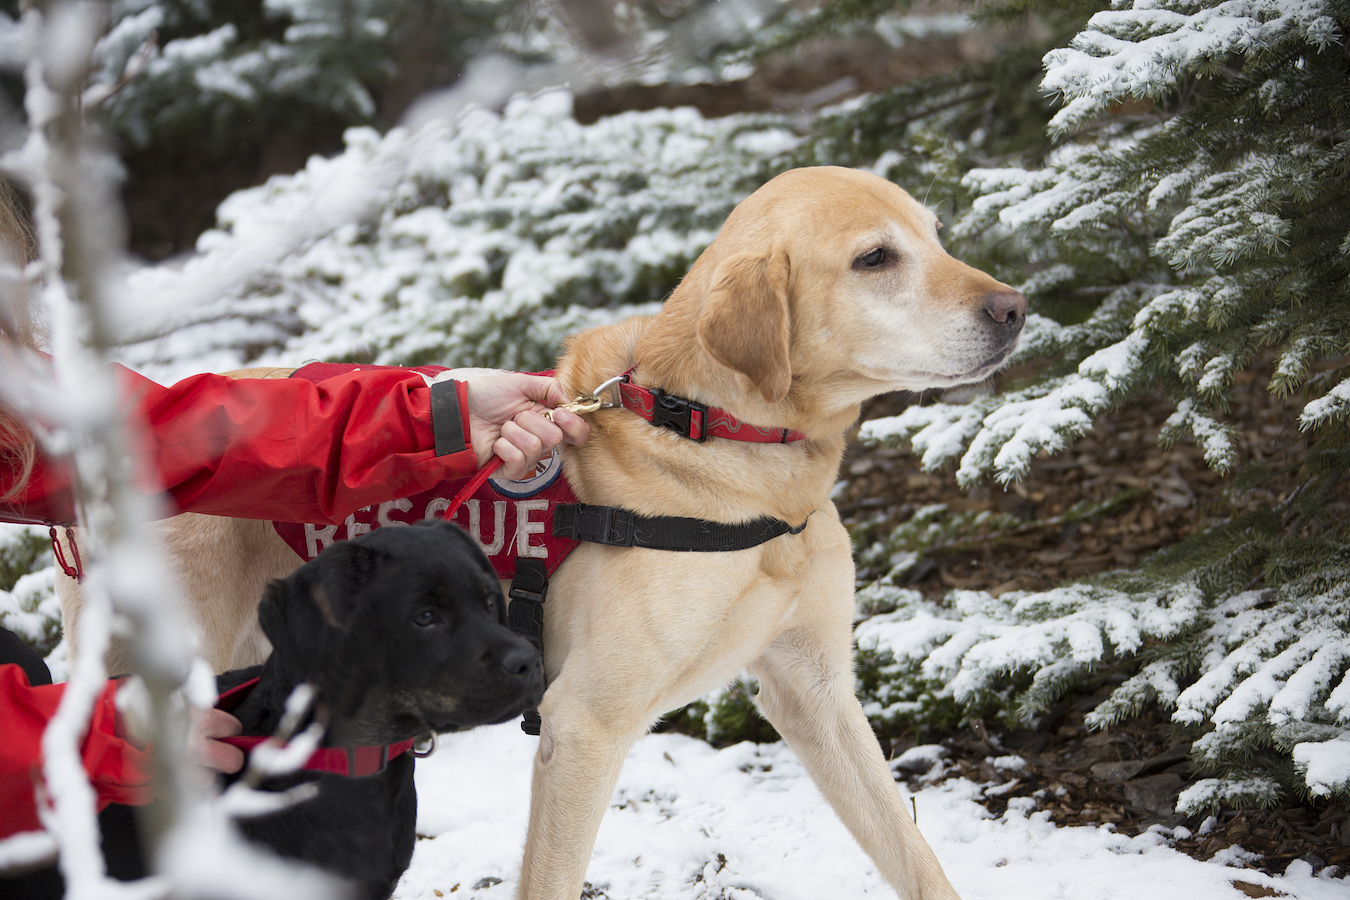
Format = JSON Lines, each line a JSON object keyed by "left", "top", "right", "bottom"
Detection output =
{"left": 741, "top": 0, "right": 1350, "bottom": 812}
{"left": 0, "top": 0, "right": 509, "bottom": 147}
{"left": 850, "top": 518, "right": 1350, "bottom": 808}
{"left": 862, "top": 0, "right": 1350, "bottom": 486}
{"left": 0, "top": 523, "right": 60, "bottom": 658}
{"left": 116, "top": 92, "right": 798, "bottom": 379}
{"left": 661, "top": 676, "right": 782, "bottom": 747}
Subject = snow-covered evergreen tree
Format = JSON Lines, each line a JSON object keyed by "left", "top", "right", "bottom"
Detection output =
{"left": 114, "top": 93, "right": 797, "bottom": 380}
{"left": 793, "top": 0, "right": 1350, "bottom": 809}
{"left": 0, "top": 0, "right": 509, "bottom": 150}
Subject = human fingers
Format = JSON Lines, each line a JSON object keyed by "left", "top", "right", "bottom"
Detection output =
{"left": 465, "top": 374, "right": 569, "bottom": 424}
{"left": 514, "top": 374, "right": 570, "bottom": 409}
{"left": 549, "top": 408, "right": 590, "bottom": 446}
{"left": 188, "top": 708, "right": 245, "bottom": 775}
{"left": 492, "top": 420, "right": 541, "bottom": 481}
{"left": 513, "top": 409, "right": 567, "bottom": 452}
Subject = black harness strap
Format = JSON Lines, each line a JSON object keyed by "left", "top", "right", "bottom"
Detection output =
{"left": 506, "top": 507, "right": 810, "bottom": 738}
{"left": 553, "top": 503, "right": 808, "bottom": 552}
{"left": 508, "top": 558, "right": 549, "bottom": 736}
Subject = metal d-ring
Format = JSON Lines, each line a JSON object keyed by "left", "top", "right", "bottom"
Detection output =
{"left": 590, "top": 374, "right": 624, "bottom": 409}
{"left": 544, "top": 374, "right": 626, "bottom": 423}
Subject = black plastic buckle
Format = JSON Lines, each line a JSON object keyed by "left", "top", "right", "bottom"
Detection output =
{"left": 649, "top": 389, "right": 706, "bottom": 441}
{"left": 509, "top": 584, "right": 547, "bottom": 651}
{"left": 572, "top": 504, "right": 635, "bottom": 547}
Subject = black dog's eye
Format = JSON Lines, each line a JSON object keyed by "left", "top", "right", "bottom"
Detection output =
{"left": 413, "top": 609, "right": 440, "bottom": 627}
{"left": 854, "top": 248, "right": 888, "bottom": 269}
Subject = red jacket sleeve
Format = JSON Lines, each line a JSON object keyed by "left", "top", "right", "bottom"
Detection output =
{"left": 1, "top": 367, "right": 479, "bottom": 527}
{"left": 0, "top": 664, "right": 152, "bottom": 838}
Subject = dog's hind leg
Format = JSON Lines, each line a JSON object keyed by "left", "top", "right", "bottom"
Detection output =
{"left": 750, "top": 627, "right": 964, "bottom": 900}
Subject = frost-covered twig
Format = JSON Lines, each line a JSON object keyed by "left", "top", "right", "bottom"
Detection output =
{"left": 0, "top": 3, "right": 299, "bottom": 896}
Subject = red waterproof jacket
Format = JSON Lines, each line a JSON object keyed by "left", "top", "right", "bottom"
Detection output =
{"left": 0, "top": 666, "right": 151, "bottom": 836}
{"left": 0, "top": 363, "right": 479, "bottom": 837}
{"left": 1, "top": 363, "right": 477, "bottom": 527}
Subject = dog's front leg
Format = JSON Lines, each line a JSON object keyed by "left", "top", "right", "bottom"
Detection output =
{"left": 751, "top": 630, "right": 964, "bottom": 900}
{"left": 516, "top": 673, "right": 645, "bottom": 900}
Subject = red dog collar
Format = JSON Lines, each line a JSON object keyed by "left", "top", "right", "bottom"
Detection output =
{"left": 215, "top": 678, "right": 415, "bottom": 777}
{"left": 617, "top": 369, "right": 806, "bottom": 443}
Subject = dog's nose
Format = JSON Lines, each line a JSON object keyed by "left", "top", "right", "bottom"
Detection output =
{"left": 984, "top": 290, "right": 1027, "bottom": 327}
{"left": 494, "top": 643, "right": 542, "bottom": 679}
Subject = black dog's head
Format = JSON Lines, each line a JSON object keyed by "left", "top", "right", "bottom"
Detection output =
{"left": 257, "top": 519, "right": 543, "bottom": 745}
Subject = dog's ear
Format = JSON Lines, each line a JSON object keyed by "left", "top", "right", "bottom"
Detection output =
{"left": 696, "top": 250, "right": 792, "bottom": 403}
{"left": 257, "top": 541, "right": 383, "bottom": 671}
{"left": 258, "top": 573, "right": 341, "bottom": 679}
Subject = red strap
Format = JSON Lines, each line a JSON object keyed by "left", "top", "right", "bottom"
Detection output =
{"left": 618, "top": 372, "right": 807, "bottom": 443}
{"left": 218, "top": 734, "right": 415, "bottom": 777}
{"left": 440, "top": 456, "right": 502, "bottom": 523}
{"left": 216, "top": 678, "right": 414, "bottom": 776}
{"left": 50, "top": 526, "right": 83, "bottom": 581}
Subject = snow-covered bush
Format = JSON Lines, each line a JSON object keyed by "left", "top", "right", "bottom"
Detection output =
{"left": 0, "top": 523, "right": 59, "bottom": 660}
{"left": 116, "top": 92, "right": 798, "bottom": 379}
{"left": 772, "top": 0, "right": 1350, "bottom": 811}
{"left": 0, "top": 0, "right": 508, "bottom": 146}
{"left": 864, "top": 0, "right": 1349, "bottom": 484}
{"left": 854, "top": 546, "right": 1350, "bottom": 809}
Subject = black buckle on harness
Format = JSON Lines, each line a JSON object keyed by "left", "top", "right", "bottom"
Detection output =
{"left": 508, "top": 559, "right": 549, "bottom": 737}
{"left": 508, "top": 563, "right": 548, "bottom": 653}
{"left": 649, "top": 389, "right": 706, "bottom": 441}
{"left": 566, "top": 504, "right": 635, "bottom": 547}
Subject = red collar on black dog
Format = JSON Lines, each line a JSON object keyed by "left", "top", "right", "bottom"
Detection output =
{"left": 617, "top": 369, "right": 806, "bottom": 444}
{"left": 215, "top": 677, "right": 415, "bottom": 777}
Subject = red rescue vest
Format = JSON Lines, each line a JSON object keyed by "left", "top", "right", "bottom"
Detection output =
{"left": 271, "top": 364, "right": 579, "bottom": 578}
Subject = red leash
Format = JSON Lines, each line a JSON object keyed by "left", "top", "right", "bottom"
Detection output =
{"left": 440, "top": 456, "right": 503, "bottom": 523}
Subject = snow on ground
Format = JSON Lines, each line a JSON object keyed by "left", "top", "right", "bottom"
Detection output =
{"left": 399, "top": 723, "right": 1347, "bottom": 900}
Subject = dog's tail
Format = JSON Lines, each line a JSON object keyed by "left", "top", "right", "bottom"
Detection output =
{"left": 0, "top": 179, "right": 43, "bottom": 505}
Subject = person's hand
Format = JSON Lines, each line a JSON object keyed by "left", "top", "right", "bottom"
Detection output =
{"left": 463, "top": 374, "right": 590, "bottom": 480}
{"left": 187, "top": 707, "right": 244, "bottom": 782}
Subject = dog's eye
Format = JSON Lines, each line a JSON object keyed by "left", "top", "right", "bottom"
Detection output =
{"left": 854, "top": 248, "right": 888, "bottom": 269}
{"left": 413, "top": 609, "right": 440, "bottom": 627}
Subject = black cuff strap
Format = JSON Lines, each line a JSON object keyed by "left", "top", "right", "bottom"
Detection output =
{"left": 430, "top": 379, "right": 467, "bottom": 456}
{"left": 553, "top": 503, "right": 808, "bottom": 552}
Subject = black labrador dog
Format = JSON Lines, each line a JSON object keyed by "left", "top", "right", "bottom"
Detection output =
{"left": 219, "top": 518, "right": 544, "bottom": 897}
{"left": 8, "top": 519, "right": 543, "bottom": 900}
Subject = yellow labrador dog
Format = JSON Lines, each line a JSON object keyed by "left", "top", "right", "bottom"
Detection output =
{"left": 59, "top": 167, "right": 1024, "bottom": 900}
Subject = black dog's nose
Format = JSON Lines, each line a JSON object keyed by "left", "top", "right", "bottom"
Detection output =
{"left": 984, "top": 290, "right": 1027, "bottom": 327}
{"left": 493, "top": 643, "right": 542, "bottom": 679}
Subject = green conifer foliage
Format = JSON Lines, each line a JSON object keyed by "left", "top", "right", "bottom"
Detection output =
{"left": 94, "top": 0, "right": 506, "bottom": 146}
{"left": 820, "top": 0, "right": 1350, "bottom": 809}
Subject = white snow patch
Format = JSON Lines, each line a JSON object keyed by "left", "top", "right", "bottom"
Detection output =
{"left": 399, "top": 724, "right": 1349, "bottom": 899}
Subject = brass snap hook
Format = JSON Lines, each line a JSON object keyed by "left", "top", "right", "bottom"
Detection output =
{"left": 543, "top": 374, "right": 625, "bottom": 422}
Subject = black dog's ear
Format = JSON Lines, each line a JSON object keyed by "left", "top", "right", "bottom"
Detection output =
{"left": 258, "top": 540, "right": 383, "bottom": 677}
{"left": 258, "top": 572, "right": 338, "bottom": 680}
